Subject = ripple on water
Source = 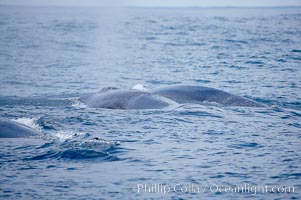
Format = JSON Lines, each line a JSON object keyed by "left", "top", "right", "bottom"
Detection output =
{"left": 28, "top": 148, "right": 120, "bottom": 161}
{"left": 228, "top": 142, "right": 261, "bottom": 149}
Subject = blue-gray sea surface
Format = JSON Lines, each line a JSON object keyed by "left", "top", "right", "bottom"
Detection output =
{"left": 0, "top": 6, "right": 301, "bottom": 199}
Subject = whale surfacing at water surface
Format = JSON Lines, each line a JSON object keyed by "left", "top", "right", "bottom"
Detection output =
{"left": 79, "top": 88, "right": 176, "bottom": 109}
{"left": 0, "top": 119, "right": 40, "bottom": 138}
{"left": 80, "top": 85, "right": 264, "bottom": 109}
{"left": 151, "top": 85, "right": 264, "bottom": 107}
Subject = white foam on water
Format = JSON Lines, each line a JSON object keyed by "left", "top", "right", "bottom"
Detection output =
{"left": 13, "top": 117, "right": 42, "bottom": 132}
{"left": 132, "top": 84, "right": 146, "bottom": 91}
{"left": 51, "top": 130, "right": 86, "bottom": 141}
{"left": 71, "top": 99, "right": 87, "bottom": 108}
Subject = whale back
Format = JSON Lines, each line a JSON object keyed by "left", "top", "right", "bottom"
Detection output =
{"left": 80, "top": 85, "right": 264, "bottom": 109}
{"left": 0, "top": 119, "right": 40, "bottom": 138}
{"left": 80, "top": 89, "right": 175, "bottom": 109}
{"left": 151, "top": 85, "right": 264, "bottom": 107}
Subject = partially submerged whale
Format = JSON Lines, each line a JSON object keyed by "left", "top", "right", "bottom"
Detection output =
{"left": 151, "top": 85, "right": 263, "bottom": 107}
{"left": 80, "top": 88, "right": 176, "bottom": 109}
{"left": 80, "top": 85, "right": 264, "bottom": 109}
{"left": 0, "top": 119, "right": 40, "bottom": 138}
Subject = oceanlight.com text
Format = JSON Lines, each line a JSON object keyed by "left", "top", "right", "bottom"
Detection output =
{"left": 132, "top": 183, "right": 295, "bottom": 195}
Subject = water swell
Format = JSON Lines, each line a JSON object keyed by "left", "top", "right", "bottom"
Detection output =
{"left": 28, "top": 138, "right": 121, "bottom": 161}
{"left": 28, "top": 149, "right": 118, "bottom": 161}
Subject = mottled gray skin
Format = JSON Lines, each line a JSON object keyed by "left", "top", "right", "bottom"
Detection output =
{"left": 0, "top": 119, "right": 40, "bottom": 138}
{"left": 80, "top": 88, "right": 176, "bottom": 109}
{"left": 151, "top": 85, "right": 264, "bottom": 107}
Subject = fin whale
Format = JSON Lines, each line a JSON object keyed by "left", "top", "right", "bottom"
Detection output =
{"left": 0, "top": 119, "right": 40, "bottom": 138}
{"left": 80, "top": 85, "right": 264, "bottom": 109}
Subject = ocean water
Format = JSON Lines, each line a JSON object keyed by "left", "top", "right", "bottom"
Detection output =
{"left": 0, "top": 5, "right": 301, "bottom": 199}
